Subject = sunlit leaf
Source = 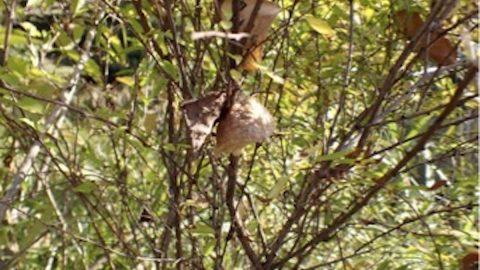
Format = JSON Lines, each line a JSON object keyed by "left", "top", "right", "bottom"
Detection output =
{"left": 71, "top": 0, "right": 86, "bottom": 16}
{"left": 160, "top": 60, "right": 178, "bottom": 80}
{"left": 116, "top": 76, "right": 135, "bottom": 87}
{"left": 143, "top": 112, "right": 157, "bottom": 133}
{"left": 316, "top": 149, "right": 352, "bottom": 162}
{"left": 305, "top": 15, "right": 335, "bottom": 38}
{"left": 26, "top": 0, "right": 42, "bottom": 8}
{"left": 17, "top": 97, "right": 45, "bottom": 114}
{"left": 190, "top": 224, "right": 215, "bottom": 235}
{"left": 73, "top": 181, "right": 96, "bottom": 193}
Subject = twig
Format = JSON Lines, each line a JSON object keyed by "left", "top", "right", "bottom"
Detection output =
{"left": 225, "top": 155, "right": 264, "bottom": 270}
{"left": 0, "top": 0, "right": 17, "bottom": 65}
{"left": 397, "top": 194, "right": 444, "bottom": 269}
{"left": 271, "top": 65, "right": 477, "bottom": 269}
{"left": 191, "top": 31, "right": 250, "bottom": 41}
{"left": 356, "top": 3, "right": 448, "bottom": 148}
{"left": 327, "top": 0, "right": 354, "bottom": 148}
{"left": 0, "top": 15, "right": 102, "bottom": 222}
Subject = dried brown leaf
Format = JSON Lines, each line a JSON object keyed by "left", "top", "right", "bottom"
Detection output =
{"left": 220, "top": 0, "right": 281, "bottom": 71}
{"left": 182, "top": 91, "right": 227, "bottom": 153}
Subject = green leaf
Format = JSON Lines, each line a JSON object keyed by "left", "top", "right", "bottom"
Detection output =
{"left": 316, "top": 149, "right": 351, "bottom": 162}
{"left": 26, "top": 0, "right": 42, "bottom": 8}
{"left": 256, "top": 64, "right": 285, "bottom": 84}
{"left": 64, "top": 49, "right": 80, "bottom": 62}
{"left": 0, "top": 29, "right": 28, "bottom": 46}
{"left": 203, "top": 239, "right": 216, "bottom": 256}
{"left": 18, "top": 222, "right": 46, "bottom": 251}
{"left": 71, "top": 0, "right": 87, "bottom": 16}
{"left": 73, "top": 181, "right": 96, "bottom": 193}
{"left": 19, "top": 22, "right": 41, "bottom": 37}
{"left": 190, "top": 223, "right": 215, "bottom": 236}
{"left": 264, "top": 69, "right": 285, "bottom": 84}
{"left": 229, "top": 69, "right": 242, "bottom": 82}
{"left": 160, "top": 60, "right": 178, "bottom": 80}
{"left": 116, "top": 76, "right": 135, "bottom": 87}
{"left": 227, "top": 53, "right": 243, "bottom": 66}
{"left": 72, "top": 25, "right": 85, "bottom": 43}
{"left": 163, "top": 143, "right": 176, "bottom": 152}
{"left": 220, "top": 20, "right": 233, "bottom": 30}
{"left": 56, "top": 31, "right": 75, "bottom": 49}
{"left": 0, "top": 69, "right": 21, "bottom": 85}
{"left": 143, "top": 112, "right": 157, "bottom": 133}
{"left": 305, "top": 15, "right": 335, "bottom": 38}
{"left": 84, "top": 59, "right": 102, "bottom": 83}
{"left": 29, "top": 79, "right": 58, "bottom": 98}
{"left": 268, "top": 176, "right": 289, "bottom": 199}
{"left": 17, "top": 97, "right": 45, "bottom": 114}
{"left": 405, "top": 115, "right": 432, "bottom": 139}
{"left": 19, "top": 117, "right": 36, "bottom": 128}
{"left": 7, "top": 56, "right": 30, "bottom": 75}
{"left": 83, "top": 143, "right": 104, "bottom": 169}
{"left": 0, "top": 226, "right": 8, "bottom": 245}
{"left": 376, "top": 260, "right": 391, "bottom": 270}
{"left": 182, "top": 199, "right": 207, "bottom": 209}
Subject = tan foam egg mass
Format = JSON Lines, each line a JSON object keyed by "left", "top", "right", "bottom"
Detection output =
{"left": 215, "top": 95, "right": 275, "bottom": 156}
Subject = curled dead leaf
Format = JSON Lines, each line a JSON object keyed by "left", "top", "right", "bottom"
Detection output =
{"left": 182, "top": 91, "right": 227, "bottom": 153}
{"left": 220, "top": 0, "right": 281, "bottom": 71}
{"left": 395, "top": 10, "right": 457, "bottom": 65}
{"left": 345, "top": 147, "right": 363, "bottom": 159}
{"left": 427, "top": 179, "right": 449, "bottom": 191}
{"left": 462, "top": 251, "right": 479, "bottom": 270}
{"left": 138, "top": 207, "right": 155, "bottom": 223}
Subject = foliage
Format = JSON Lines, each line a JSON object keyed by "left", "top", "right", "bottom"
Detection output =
{"left": 0, "top": 0, "right": 478, "bottom": 269}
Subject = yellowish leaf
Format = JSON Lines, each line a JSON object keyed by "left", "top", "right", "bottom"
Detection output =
{"left": 229, "top": 69, "right": 243, "bottom": 82}
{"left": 143, "top": 112, "right": 157, "bottom": 133}
{"left": 116, "top": 76, "right": 135, "bottom": 87}
{"left": 268, "top": 176, "right": 289, "bottom": 199}
{"left": 305, "top": 15, "right": 335, "bottom": 38}
{"left": 256, "top": 64, "right": 285, "bottom": 84}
